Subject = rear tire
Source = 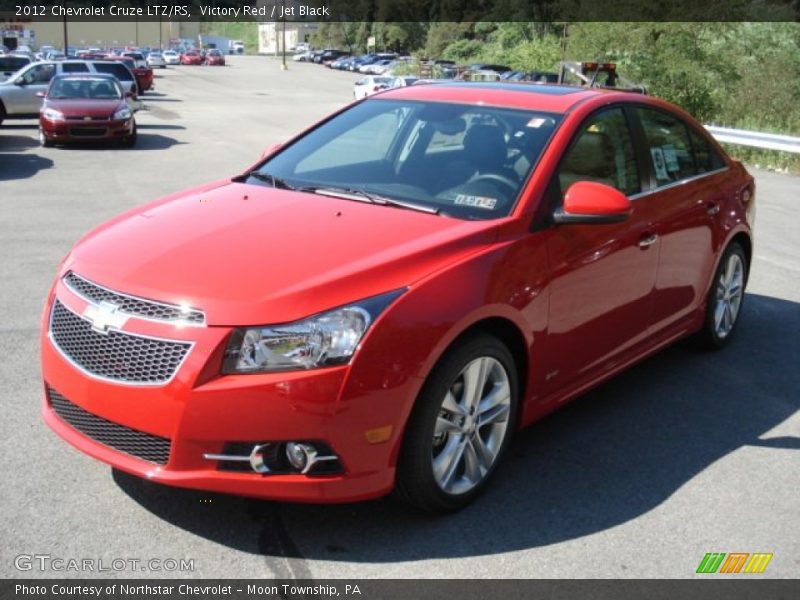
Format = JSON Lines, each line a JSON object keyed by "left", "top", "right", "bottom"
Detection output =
{"left": 697, "top": 242, "right": 747, "bottom": 350}
{"left": 396, "top": 334, "right": 518, "bottom": 512}
{"left": 0, "top": 102, "right": 6, "bottom": 127}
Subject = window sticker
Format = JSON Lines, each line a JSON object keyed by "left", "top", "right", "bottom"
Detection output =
{"left": 662, "top": 144, "right": 680, "bottom": 172}
{"left": 651, "top": 147, "right": 669, "bottom": 180}
{"left": 454, "top": 194, "right": 498, "bottom": 210}
{"left": 526, "top": 117, "right": 547, "bottom": 128}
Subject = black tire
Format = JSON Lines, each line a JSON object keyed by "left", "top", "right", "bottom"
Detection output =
{"left": 697, "top": 242, "right": 748, "bottom": 350}
{"left": 0, "top": 102, "right": 5, "bottom": 127}
{"left": 39, "top": 128, "right": 54, "bottom": 147}
{"left": 396, "top": 333, "right": 519, "bottom": 512}
{"left": 121, "top": 122, "right": 137, "bottom": 148}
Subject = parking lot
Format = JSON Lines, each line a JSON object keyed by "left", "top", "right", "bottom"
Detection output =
{"left": 1, "top": 55, "right": 798, "bottom": 579}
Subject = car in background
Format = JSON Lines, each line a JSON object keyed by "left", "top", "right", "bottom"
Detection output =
{"left": 314, "top": 49, "right": 348, "bottom": 64}
{"left": 292, "top": 51, "right": 313, "bottom": 62}
{"left": 205, "top": 49, "right": 226, "bottom": 66}
{"left": 121, "top": 52, "right": 147, "bottom": 69}
{"left": 352, "top": 75, "right": 392, "bottom": 99}
{"left": 146, "top": 51, "right": 166, "bottom": 68}
{"left": 38, "top": 73, "right": 136, "bottom": 148}
{"left": 163, "top": 50, "right": 181, "bottom": 65}
{"left": 0, "top": 54, "right": 31, "bottom": 83}
{"left": 181, "top": 51, "right": 203, "bottom": 66}
{"left": 231, "top": 41, "right": 245, "bottom": 55}
{"left": 0, "top": 60, "right": 142, "bottom": 126}
{"left": 108, "top": 56, "right": 153, "bottom": 93}
{"left": 40, "top": 82, "right": 754, "bottom": 513}
{"left": 324, "top": 54, "right": 349, "bottom": 67}
{"left": 331, "top": 56, "right": 356, "bottom": 70}
{"left": 389, "top": 76, "right": 419, "bottom": 88}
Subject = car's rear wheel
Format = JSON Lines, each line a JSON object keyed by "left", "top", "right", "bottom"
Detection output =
{"left": 0, "top": 102, "right": 6, "bottom": 127}
{"left": 396, "top": 334, "right": 518, "bottom": 512}
{"left": 698, "top": 241, "right": 747, "bottom": 349}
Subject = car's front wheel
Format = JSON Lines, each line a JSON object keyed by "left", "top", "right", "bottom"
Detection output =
{"left": 121, "top": 122, "right": 137, "bottom": 148}
{"left": 699, "top": 241, "right": 747, "bottom": 349}
{"left": 396, "top": 334, "right": 518, "bottom": 512}
{"left": 39, "top": 128, "right": 54, "bottom": 147}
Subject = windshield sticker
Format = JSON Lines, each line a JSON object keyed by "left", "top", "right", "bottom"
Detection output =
{"left": 526, "top": 117, "right": 547, "bottom": 128}
{"left": 662, "top": 144, "right": 680, "bottom": 172}
{"left": 651, "top": 147, "right": 669, "bottom": 180}
{"left": 455, "top": 194, "right": 497, "bottom": 210}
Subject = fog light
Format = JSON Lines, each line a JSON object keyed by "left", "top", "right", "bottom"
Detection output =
{"left": 286, "top": 442, "right": 317, "bottom": 473}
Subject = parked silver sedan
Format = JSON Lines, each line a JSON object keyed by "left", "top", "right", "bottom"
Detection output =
{"left": 146, "top": 51, "right": 166, "bottom": 69}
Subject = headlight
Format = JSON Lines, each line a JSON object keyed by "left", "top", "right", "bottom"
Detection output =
{"left": 222, "top": 289, "right": 405, "bottom": 374}
{"left": 42, "top": 108, "right": 64, "bottom": 121}
{"left": 113, "top": 107, "right": 132, "bottom": 120}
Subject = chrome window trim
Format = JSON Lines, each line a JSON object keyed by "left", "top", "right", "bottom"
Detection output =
{"left": 63, "top": 271, "right": 206, "bottom": 327}
{"left": 628, "top": 166, "right": 729, "bottom": 201}
{"left": 48, "top": 298, "right": 195, "bottom": 387}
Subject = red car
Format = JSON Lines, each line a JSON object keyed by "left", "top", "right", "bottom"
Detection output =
{"left": 38, "top": 73, "right": 136, "bottom": 147}
{"left": 180, "top": 51, "right": 203, "bottom": 66}
{"left": 41, "top": 82, "right": 754, "bottom": 511}
{"left": 205, "top": 49, "right": 226, "bottom": 66}
{"left": 108, "top": 56, "right": 154, "bottom": 92}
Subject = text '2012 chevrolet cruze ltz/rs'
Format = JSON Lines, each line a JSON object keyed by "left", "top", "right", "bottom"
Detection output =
{"left": 41, "top": 82, "right": 755, "bottom": 512}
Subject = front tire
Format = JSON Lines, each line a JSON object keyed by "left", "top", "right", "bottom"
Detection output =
{"left": 396, "top": 334, "right": 518, "bottom": 512}
{"left": 121, "top": 122, "right": 137, "bottom": 148}
{"left": 39, "top": 128, "right": 54, "bottom": 147}
{"left": 698, "top": 242, "right": 747, "bottom": 350}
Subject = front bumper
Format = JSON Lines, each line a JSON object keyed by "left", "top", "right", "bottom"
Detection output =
{"left": 41, "top": 117, "right": 134, "bottom": 143}
{"left": 40, "top": 278, "right": 405, "bottom": 503}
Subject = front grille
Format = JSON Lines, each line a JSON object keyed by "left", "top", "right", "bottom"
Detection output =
{"left": 66, "top": 116, "right": 108, "bottom": 121}
{"left": 49, "top": 299, "right": 192, "bottom": 385}
{"left": 69, "top": 127, "right": 107, "bottom": 137}
{"left": 64, "top": 271, "right": 205, "bottom": 325}
{"left": 48, "top": 387, "right": 171, "bottom": 465}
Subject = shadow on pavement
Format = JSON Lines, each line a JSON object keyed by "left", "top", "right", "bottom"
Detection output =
{"left": 114, "top": 292, "right": 799, "bottom": 562}
{"left": 0, "top": 152, "right": 54, "bottom": 180}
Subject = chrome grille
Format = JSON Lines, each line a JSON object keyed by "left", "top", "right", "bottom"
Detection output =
{"left": 49, "top": 299, "right": 192, "bottom": 385}
{"left": 48, "top": 387, "right": 171, "bottom": 465}
{"left": 64, "top": 271, "right": 205, "bottom": 325}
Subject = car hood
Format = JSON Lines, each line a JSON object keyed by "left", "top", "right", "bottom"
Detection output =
{"left": 65, "top": 182, "right": 499, "bottom": 326}
{"left": 45, "top": 99, "right": 125, "bottom": 118}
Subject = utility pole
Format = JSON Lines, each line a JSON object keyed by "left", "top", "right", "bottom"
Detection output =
{"left": 281, "top": 0, "right": 287, "bottom": 70}
{"left": 62, "top": 16, "right": 68, "bottom": 54}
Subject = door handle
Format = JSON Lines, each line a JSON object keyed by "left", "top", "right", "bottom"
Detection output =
{"left": 706, "top": 202, "right": 720, "bottom": 216}
{"left": 638, "top": 233, "right": 658, "bottom": 249}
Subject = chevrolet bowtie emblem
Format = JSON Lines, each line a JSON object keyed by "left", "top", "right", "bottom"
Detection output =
{"left": 83, "top": 301, "right": 128, "bottom": 334}
{"left": 84, "top": 116, "right": 92, "bottom": 120}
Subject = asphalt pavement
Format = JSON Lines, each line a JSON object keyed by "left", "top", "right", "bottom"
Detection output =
{"left": 0, "top": 56, "right": 798, "bottom": 579}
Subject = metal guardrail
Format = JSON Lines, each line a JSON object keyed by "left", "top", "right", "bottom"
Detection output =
{"left": 705, "top": 125, "right": 800, "bottom": 154}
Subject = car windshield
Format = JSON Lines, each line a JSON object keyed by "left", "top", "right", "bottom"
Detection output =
{"left": 49, "top": 78, "right": 121, "bottom": 99}
{"left": 246, "top": 99, "right": 561, "bottom": 220}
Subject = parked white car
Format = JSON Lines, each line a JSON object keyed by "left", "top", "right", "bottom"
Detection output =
{"left": 146, "top": 51, "right": 167, "bottom": 68}
{"left": 360, "top": 59, "right": 394, "bottom": 75}
{"left": 292, "top": 51, "right": 313, "bottom": 62}
{"left": 353, "top": 75, "right": 393, "bottom": 100}
{"left": 162, "top": 50, "right": 180, "bottom": 65}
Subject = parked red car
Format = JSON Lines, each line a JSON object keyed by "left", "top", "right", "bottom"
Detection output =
{"left": 108, "top": 55, "right": 153, "bottom": 92}
{"left": 180, "top": 51, "right": 203, "bottom": 66}
{"left": 38, "top": 73, "right": 136, "bottom": 147}
{"left": 205, "top": 49, "right": 226, "bottom": 66}
{"left": 41, "top": 82, "right": 754, "bottom": 511}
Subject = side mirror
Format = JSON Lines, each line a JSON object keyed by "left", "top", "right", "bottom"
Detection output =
{"left": 553, "top": 181, "right": 632, "bottom": 225}
{"left": 14, "top": 78, "right": 26, "bottom": 86}
{"left": 259, "top": 142, "right": 282, "bottom": 161}
{"left": 35, "top": 90, "right": 46, "bottom": 98}
{"left": 124, "top": 90, "right": 133, "bottom": 98}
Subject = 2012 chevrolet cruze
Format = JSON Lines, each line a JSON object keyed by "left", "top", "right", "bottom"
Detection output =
{"left": 41, "top": 82, "right": 754, "bottom": 511}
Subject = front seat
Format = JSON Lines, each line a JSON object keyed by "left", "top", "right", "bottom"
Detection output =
{"left": 462, "top": 124, "right": 516, "bottom": 179}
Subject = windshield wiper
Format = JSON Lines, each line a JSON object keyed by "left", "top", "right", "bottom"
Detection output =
{"left": 238, "top": 171, "right": 296, "bottom": 190}
{"left": 305, "top": 186, "right": 441, "bottom": 215}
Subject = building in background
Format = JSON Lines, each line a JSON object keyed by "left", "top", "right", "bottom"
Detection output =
{"left": 258, "top": 21, "right": 317, "bottom": 54}
{"left": 0, "top": 17, "right": 200, "bottom": 50}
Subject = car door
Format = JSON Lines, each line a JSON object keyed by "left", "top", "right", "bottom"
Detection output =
{"left": 2, "top": 62, "right": 55, "bottom": 114}
{"left": 540, "top": 106, "right": 661, "bottom": 393}
{"left": 633, "top": 107, "right": 728, "bottom": 332}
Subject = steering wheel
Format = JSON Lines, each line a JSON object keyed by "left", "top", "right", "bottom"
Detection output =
{"left": 469, "top": 173, "right": 518, "bottom": 197}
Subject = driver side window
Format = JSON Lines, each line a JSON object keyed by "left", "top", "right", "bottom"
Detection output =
{"left": 558, "top": 108, "right": 640, "bottom": 197}
{"left": 24, "top": 64, "right": 56, "bottom": 85}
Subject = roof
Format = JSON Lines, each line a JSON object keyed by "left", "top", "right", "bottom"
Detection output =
{"left": 375, "top": 81, "right": 604, "bottom": 113}
{"left": 52, "top": 72, "right": 118, "bottom": 80}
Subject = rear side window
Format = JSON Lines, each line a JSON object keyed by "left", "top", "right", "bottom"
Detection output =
{"left": 93, "top": 63, "right": 131, "bottom": 80}
{"left": 688, "top": 127, "right": 726, "bottom": 174}
{"left": 558, "top": 107, "right": 640, "bottom": 196}
{"left": 62, "top": 62, "right": 89, "bottom": 73}
{"left": 636, "top": 108, "right": 695, "bottom": 185}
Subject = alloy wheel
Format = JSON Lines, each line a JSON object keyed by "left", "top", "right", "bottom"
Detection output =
{"left": 714, "top": 252, "right": 744, "bottom": 338}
